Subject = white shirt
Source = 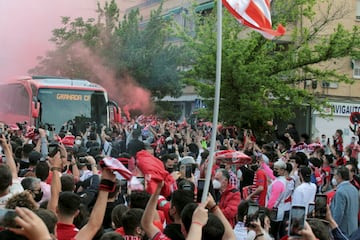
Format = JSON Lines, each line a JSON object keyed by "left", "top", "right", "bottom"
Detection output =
{"left": 292, "top": 182, "right": 316, "bottom": 208}
{"left": 234, "top": 221, "right": 247, "bottom": 240}
{"left": 0, "top": 179, "right": 24, "bottom": 208}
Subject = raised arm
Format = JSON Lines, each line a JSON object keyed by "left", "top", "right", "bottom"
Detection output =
{"left": 206, "top": 195, "right": 236, "bottom": 240}
{"left": 1, "top": 135, "right": 17, "bottom": 179}
{"left": 141, "top": 182, "right": 163, "bottom": 239}
{"left": 47, "top": 152, "right": 62, "bottom": 214}
{"left": 75, "top": 168, "right": 115, "bottom": 240}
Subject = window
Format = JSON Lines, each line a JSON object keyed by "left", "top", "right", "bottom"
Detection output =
{"left": 352, "top": 60, "right": 360, "bottom": 79}
{"left": 357, "top": 0, "right": 360, "bottom": 21}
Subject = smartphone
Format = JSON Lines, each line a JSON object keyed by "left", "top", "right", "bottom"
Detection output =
{"left": 246, "top": 203, "right": 259, "bottom": 227}
{"left": 315, "top": 194, "right": 327, "bottom": 219}
{"left": 67, "top": 152, "right": 73, "bottom": 162}
{"left": 0, "top": 209, "right": 18, "bottom": 228}
{"left": 307, "top": 203, "right": 315, "bottom": 218}
{"left": 196, "top": 179, "right": 205, "bottom": 203}
{"left": 48, "top": 143, "right": 59, "bottom": 157}
{"left": 288, "top": 206, "right": 306, "bottom": 237}
{"left": 185, "top": 164, "right": 192, "bottom": 178}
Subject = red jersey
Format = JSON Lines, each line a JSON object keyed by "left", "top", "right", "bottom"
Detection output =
{"left": 251, "top": 169, "right": 267, "bottom": 206}
{"left": 56, "top": 222, "right": 78, "bottom": 240}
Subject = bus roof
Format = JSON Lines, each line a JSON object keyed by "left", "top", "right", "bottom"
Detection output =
{"left": 6, "top": 76, "right": 106, "bottom": 91}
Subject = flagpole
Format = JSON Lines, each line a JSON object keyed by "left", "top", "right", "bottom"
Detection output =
{"left": 201, "top": 0, "right": 222, "bottom": 203}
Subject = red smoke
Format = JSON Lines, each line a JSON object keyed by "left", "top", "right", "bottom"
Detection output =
{"left": 69, "top": 42, "right": 154, "bottom": 114}
{"left": 0, "top": 0, "right": 153, "bottom": 114}
{"left": 0, "top": 0, "right": 137, "bottom": 80}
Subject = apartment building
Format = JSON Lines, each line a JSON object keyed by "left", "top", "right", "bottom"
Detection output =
{"left": 121, "top": 0, "right": 360, "bottom": 143}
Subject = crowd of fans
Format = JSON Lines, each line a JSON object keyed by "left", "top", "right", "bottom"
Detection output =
{"left": 0, "top": 117, "right": 359, "bottom": 240}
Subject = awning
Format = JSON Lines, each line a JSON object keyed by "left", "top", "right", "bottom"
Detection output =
{"left": 195, "top": 1, "right": 214, "bottom": 13}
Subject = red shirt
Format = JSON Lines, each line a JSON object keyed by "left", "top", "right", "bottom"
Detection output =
{"left": 322, "top": 166, "right": 331, "bottom": 184}
{"left": 335, "top": 157, "right": 346, "bottom": 166}
{"left": 251, "top": 169, "right": 267, "bottom": 206}
{"left": 152, "top": 231, "right": 171, "bottom": 240}
{"left": 56, "top": 222, "right": 78, "bottom": 240}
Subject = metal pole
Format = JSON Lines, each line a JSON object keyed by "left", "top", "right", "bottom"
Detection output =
{"left": 201, "top": 0, "right": 222, "bottom": 203}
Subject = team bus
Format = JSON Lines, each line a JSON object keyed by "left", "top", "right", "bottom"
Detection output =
{"left": 0, "top": 76, "right": 121, "bottom": 133}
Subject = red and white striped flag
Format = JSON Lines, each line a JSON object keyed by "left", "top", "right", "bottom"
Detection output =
{"left": 222, "top": 0, "right": 285, "bottom": 39}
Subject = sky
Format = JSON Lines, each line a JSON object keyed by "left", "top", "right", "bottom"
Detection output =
{"left": 0, "top": 0, "right": 137, "bottom": 80}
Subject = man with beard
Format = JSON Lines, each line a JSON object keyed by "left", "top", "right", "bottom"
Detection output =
{"left": 246, "top": 158, "right": 268, "bottom": 206}
{"left": 161, "top": 153, "right": 179, "bottom": 174}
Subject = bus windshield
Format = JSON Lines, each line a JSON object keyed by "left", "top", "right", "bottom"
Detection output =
{"left": 37, "top": 88, "right": 108, "bottom": 133}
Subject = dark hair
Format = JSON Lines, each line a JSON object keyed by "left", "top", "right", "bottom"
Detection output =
{"left": 286, "top": 163, "right": 293, "bottom": 173}
{"left": 289, "top": 155, "right": 301, "bottom": 167}
{"left": 295, "top": 152, "right": 308, "bottom": 166}
{"left": 100, "top": 232, "right": 125, "bottom": 240}
{"left": 237, "top": 200, "right": 250, "bottom": 222}
{"left": 181, "top": 203, "right": 199, "bottom": 233}
{"left": 61, "top": 174, "right": 75, "bottom": 192}
{"left": 299, "top": 166, "right": 312, "bottom": 183}
{"left": 181, "top": 203, "right": 224, "bottom": 240}
{"left": 121, "top": 208, "right": 144, "bottom": 235}
{"left": 34, "top": 209, "right": 58, "bottom": 234}
{"left": 0, "top": 165, "right": 12, "bottom": 193}
{"left": 129, "top": 191, "right": 150, "bottom": 209}
{"left": 307, "top": 219, "right": 330, "bottom": 240}
{"left": 262, "top": 144, "right": 274, "bottom": 153}
{"left": 35, "top": 161, "right": 50, "bottom": 181}
{"left": 202, "top": 213, "right": 225, "bottom": 240}
{"left": 21, "top": 177, "right": 40, "bottom": 191}
{"left": 58, "top": 192, "right": 81, "bottom": 216}
{"left": 177, "top": 179, "right": 195, "bottom": 193}
{"left": 346, "top": 162, "right": 359, "bottom": 175}
{"left": 111, "top": 204, "right": 128, "bottom": 228}
{"left": 309, "top": 157, "right": 322, "bottom": 168}
{"left": 171, "top": 190, "right": 195, "bottom": 215}
{"left": 258, "top": 207, "right": 271, "bottom": 229}
{"left": 73, "top": 203, "right": 90, "bottom": 229}
{"left": 336, "top": 166, "right": 350, "bottom": 181}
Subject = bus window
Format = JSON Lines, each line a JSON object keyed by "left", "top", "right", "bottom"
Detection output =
{"left": 37, "top": 89, "right": 108, "bottom": 133}
{"left": 0, "top": 84, "right": 30, "bottom": 116}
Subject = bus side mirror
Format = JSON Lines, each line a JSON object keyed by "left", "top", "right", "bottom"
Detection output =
{"left": 31, "top": 101, "right": 40, "bottom": 118}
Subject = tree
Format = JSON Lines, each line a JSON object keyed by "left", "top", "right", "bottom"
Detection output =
{"left": 180, "top": 0, "right": 360, "bottom": 129}
{"left": 30, "top": 0, "right": 185, "bottom": 100}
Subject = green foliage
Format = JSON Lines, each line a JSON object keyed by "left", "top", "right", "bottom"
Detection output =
{"left": 180, "top": 0, "right": 359, "bottom": 128}
{"left": 154, "top": 101, "right": 182, "bottom": 120}
{"left": 30, "top": 0, "right": 185, "bottom": 99}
